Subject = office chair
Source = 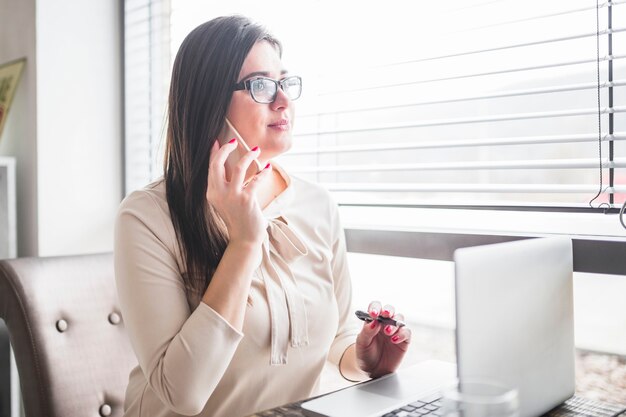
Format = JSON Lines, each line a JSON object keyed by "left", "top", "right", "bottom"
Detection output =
{"left": 0, "top": 253, "right": 136, "bottom": 417}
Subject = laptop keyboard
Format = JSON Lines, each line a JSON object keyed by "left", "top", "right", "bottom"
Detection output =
{"left": 543, "top": 395, "right": 626, "bottom": 417}
{"left": 382, "top": 395, "right": 442, "bottom": 417}
{"left": 381, "top": 394, "right": 626, "bottom": 417}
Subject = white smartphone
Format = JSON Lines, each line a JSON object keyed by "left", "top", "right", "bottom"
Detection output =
{"left": 217, "top": 118, "right": 264, "bottom": 181}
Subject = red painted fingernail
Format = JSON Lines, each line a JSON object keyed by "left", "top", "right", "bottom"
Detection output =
{"left": 371, "top": 309, "right": 379, "bottom": 317}
{"left": 228, "top": 138, "right": 237, "bottom": 144}
{"left": 382, "top": 310, "right": 389, "bottom": 316}
{"left": 385, "top": 325, "right": 393, "bottom": 334}
{"left": 370, "top": 321, "right": 377, "bottom": 329}
{"left": 251, "top": 146, "right": 259, "bottom": 151}
{"left": 264, "top": 162, "right": 271, "bottom": 169}
{"left": 392, "top": 335, "right": 399, "bottom": 342}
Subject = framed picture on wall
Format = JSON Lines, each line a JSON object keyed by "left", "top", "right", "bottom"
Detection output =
{"left": 0, "top": 58, "right": 26, "bottom": 143}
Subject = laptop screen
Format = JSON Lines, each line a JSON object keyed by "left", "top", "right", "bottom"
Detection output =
{"left": 454, "top": 237, "right": 575, "bottom": 417}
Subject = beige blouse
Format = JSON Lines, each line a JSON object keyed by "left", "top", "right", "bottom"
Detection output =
{"left": 114, "top": 165, "right": 359, "bottom": 417}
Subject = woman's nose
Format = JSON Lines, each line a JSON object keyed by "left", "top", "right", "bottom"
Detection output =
{"left": 270, "top": 87, "right": 290, "bottom": 111}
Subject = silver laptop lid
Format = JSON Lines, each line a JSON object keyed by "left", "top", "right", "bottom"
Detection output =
{"left": 454, "top": 237, "right": 575, "bottom": 417}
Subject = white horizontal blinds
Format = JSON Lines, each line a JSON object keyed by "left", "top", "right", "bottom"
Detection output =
{"left": 124, "top": 0, "right": 170, "bottom": 194}
{"left": 279, "top": 0, "right": 626, "bottom": 207}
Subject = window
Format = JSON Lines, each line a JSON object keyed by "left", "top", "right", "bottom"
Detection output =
{"left": 283, "top": 0, "right": 626, "bottom": 209}
{"left": 124, "top": 0, "right": 170, "bottom": 194}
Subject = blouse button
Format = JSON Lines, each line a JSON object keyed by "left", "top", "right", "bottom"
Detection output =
{"left": 108, "top": 312, "right": 121, "bottom": 325}
{"left": 55, "top": 319, "right": 68, "bottom": 333}
{"left": 99, "top": 403, "right": 112, "bottom": 416}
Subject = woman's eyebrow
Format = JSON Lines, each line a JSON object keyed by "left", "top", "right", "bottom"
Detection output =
{"left": 241, "top": 69, "right": 289, "bottom": 81}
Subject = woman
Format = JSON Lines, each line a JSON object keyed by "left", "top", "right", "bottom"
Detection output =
{"left": 115, "top": 15, "right": 411, "bottom": 417}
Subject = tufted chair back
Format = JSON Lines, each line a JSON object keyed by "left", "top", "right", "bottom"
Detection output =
{"left": 0, "top": 253, "right": 136, "bottom": 417}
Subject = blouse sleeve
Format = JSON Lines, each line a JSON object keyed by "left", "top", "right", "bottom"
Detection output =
{"left": 114, "top": 191, "right": 243, "bottom": 416}
{"left": 326, "top": 200, "right": 360, "bottom": 367}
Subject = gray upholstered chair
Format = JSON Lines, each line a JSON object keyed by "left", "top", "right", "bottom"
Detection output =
{"left": 0, "top": 253, "right": 136, "bottom": 417}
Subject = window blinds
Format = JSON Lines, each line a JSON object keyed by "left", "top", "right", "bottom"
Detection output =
{"left": 123, "top": 0, "right": 170, "bottom": 194}
{"left": 277, "top": 0, "right": 626, "bottom": 208}
{"left": 125, "top": 0, "right": 626, "bottom": 209}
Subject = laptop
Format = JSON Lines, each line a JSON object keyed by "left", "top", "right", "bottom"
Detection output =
{"left": 301, "top": 237, "right": 574, "bottom": 417}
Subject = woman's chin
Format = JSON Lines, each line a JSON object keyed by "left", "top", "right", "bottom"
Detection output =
{"left": 254, "top": 131, "right": 292, "bottom": 159}
{"left": 270, "top": 136, "right": 293, "bottom": 156}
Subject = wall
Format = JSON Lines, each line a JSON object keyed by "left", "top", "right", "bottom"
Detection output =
{"left": 0, "top": 0, "right": 122, "bottom": 257}
{"left": 36, "top": 0, "right": 122, "bottom": 256}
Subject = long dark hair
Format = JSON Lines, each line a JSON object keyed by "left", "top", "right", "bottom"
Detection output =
{"left": 164, "top": 16, "right": 282, "bottom": 297}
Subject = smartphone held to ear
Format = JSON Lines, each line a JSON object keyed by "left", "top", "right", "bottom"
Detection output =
{"left": 218, "top": 118, "right": 264, "bottom": 181}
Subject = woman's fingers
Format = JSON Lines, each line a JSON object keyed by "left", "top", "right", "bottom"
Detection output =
{"left": 209, "top": 138, "right": 238, "bottom": 180}
{"left": 244, "top": 162, "right": 272, "bottom": 194}
{"left": 389, "top": 313, "right": 410, "bottom": 344}
{"left": 368, "top": 301, "right": 382, "bottom": 318}
{"left": 381, "top": 304, "right": 395, "bottom": 318}
{"left": 383, "top": 312, "right": 404, "bottom": 337}
{"left": 358, "top": 312, "right": 382, "bottom": 347}
{"left": 390, "top": 326, "right": 411, "bottom": 344}
{"left": 232, "top": 146, "right": 262, "bottom": 186}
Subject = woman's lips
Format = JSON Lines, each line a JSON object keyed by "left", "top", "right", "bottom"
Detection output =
{"left": 268, "top": 119, "right": 290, "bottom": 131}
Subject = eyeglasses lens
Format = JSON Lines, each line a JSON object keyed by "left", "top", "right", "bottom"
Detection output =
{"left": 282, "top": 77, "right": 302, "bottom": 100}
{"left": 249, "top": 77, "right": 301, "bottom": 103}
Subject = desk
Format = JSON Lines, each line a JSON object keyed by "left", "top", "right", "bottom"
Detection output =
{"left": 247, "top": 391, "right": 626, "bottom": 417}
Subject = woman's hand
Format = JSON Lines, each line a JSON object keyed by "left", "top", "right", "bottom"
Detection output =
{"left": 201, "top": 139, "right": 272, "bottom": 330}
{"left": 355, "top": 301, "right": 412, "bottom": 379}
{"left": 206, "top": 139, "right": 271, "bottom": 249}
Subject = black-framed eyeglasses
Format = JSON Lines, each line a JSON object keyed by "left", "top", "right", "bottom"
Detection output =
{"left": 233, "top": 75, "right": 302, "bottom": 104}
